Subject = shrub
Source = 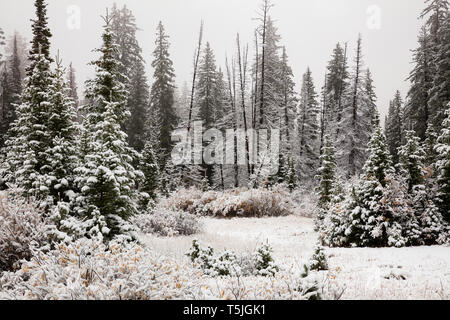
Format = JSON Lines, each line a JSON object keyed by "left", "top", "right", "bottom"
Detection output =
{"left": 133, "top": 209, "right": 201, "bottom": 237}
{"left": 254, "top": 243, "right": 279, "bottom": 276}
{"left": 186, "top": 240, "right": 279, "bottom": 278}
{"left": 161, "top": 186, "right": 294, "bottom": 218}
{"left": 308, "top": 244, "right": 329, "bottom": 271}
{"left": 0, "top": 236, "right": 207, "bottom": 300}
{"left": 0, "top": 193, "right": 49, "bottom": 271}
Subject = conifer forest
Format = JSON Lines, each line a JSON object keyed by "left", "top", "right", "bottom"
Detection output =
{"left": 0, "top": 0, "right": 449, "bottom": 301}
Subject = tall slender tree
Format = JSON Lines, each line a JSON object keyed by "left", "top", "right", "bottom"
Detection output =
{"left": 75, "top": 13, "right": 141, "bottom": 240}
{"left": 150, "top": 21, "right": 178, "bottom": 167}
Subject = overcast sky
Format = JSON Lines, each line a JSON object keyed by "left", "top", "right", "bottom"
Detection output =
{"left": 0, "top": 0, "right": 426, "bottom": 119}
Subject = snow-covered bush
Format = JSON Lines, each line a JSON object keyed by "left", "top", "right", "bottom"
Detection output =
{"left": 185, "top": 240, "right": 239, "bottom": 277}
{"left": 308, "top": 244, "right": 329, "bottom": 271}
{"left": 161, "top": 186, "right": 294, "bottom": 218}
{"left": 254, "top": 243, "right": 279, "bottom": 276}
{"left": 0, "top": 236, "right": 207, "bottom": 300}
{"left": 186, "top": 240, "right": 279, "bottom": 278}
{"left": 133, "top": 209, "right": 201, "bottom": 237}
{"left": 0, "top": 194, "right": 49, "bottom": 271}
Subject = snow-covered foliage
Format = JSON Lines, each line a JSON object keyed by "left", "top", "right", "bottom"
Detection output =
{"left": 133, "top": 209, "right": 201, "bottom": 237}
{"left": 320, "top": 116, "right": 450, "bottom": 248}
{"left": 0, "top": 236, "right": 206, "bottom": 300}
{"left": 0, "top": 193, "right": 49, "bottom": 271}
{"left": 253, "top": 243, "right": 279, "bottom": 276}
{"left": 186, "top": 240, "right": 279, "bottom": 278}
{"left": 160, "top": 185, "right": 294, "bottom": 218}
{"left": 308, "top": 243, "right": 329, "bottom": 271}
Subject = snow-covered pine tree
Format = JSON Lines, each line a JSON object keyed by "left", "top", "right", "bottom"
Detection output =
{"left": 254, "top": 10, "right": 283, "bottom": 130}
{"left": 315, "top": 135, "right": 338, "bottom": 231}
{"left": 435, "top": 107, "right": 450, "bottom": 222}
{"left": 323, "top": 43, "right": 349, "bottom": 142}
{"left": 44, "top": 55, "right": 78, "bottom": 205}
{"left": 196, "top": 42, "right": 220, "bottom": 186}
{"left": 150, "top": 21, "right": 178, "bottom": 168}
{"left": 336, "top": 35, "right": 374, "bottom": 177}
{"left": 66, "top": 63, "right": 80, "bottom": 123}
{"left": 364, "top": 69, "right": 378, "bottom": 129}
{"left": 2, "top": 0, "right": 54, "bottom": 201}
{"left": 338, "top": 114, "right": 405, "bottom": 247}
{"left": 316, "top": 135, "right": 338, "bottom": 208}
{"left": 27, "top": 0, "right": 53, "bottom": 74}
{"left": 428, "top": 11, "right": 450, "bottom": 134}
{"left": 297, "top": 67, "right": 320, "bottom": 182}
{"left": 75, "top": 13, "right": 141, "bottom": 240}
{"left": 110, "top": 4, "right": 149, "bottom": 152}
{"left": 398, "top": 130, "right": 426, "bottom": 193}
{"left": 0, "top": 34, "right": 22, "bottom": 151}
{"left": 385, "top": 91, "right": 404, "bottom": 165}
{"left": 399, "top": 130, "right": 447, "bottom": 245}
{"left": 139, "top": 141, "right": 159, "bottom": 210}
{"left": 404, "top": 27, "right": 434, "bottom": 141}
{"left": 280, "top": 46, "right": 297, "bottom": 155}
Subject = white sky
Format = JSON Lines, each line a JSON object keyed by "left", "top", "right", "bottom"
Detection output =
{"left": 0, "top": 0, "right": 426, "bottom": 119}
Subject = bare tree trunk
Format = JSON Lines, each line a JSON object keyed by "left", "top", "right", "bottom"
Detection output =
{"left": 226, "top": 57, "right": 239, "bottom": 188}
{"left": 237, "top": 34, "right": 251, "bottom": 176}
{"left": 187, "top": 21, "right": 203, "bottom": 134}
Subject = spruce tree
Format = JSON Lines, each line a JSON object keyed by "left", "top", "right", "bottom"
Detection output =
{"left": 150, "top": 21, "right": 178, "bottom": 167}
{"left": 385, "top": 91, "right": 404, "bottom": 165}
{"left": 428, "top": 12, "right": 450, "bottom": 133}
{"left": 196, "top": 42, "right": 219, "bottom": 185}
{"left": 139, "top": 141, "right": 159, "bottom": 210}
{"left": 67, "top": 63, "right": 80, "bottom": 122}
{"left": 45, "top": 55, "right": 78, "bottom": 205}
{"left": 336, "top": 35, "right": 375, "bottom": 177}
{"left": 435, "top": 107, "right": 450, "bottom": 222}
{"left": 297, "top": 67, "right": 320, "bottom": 181}
{"left": 2, "top": 0, "right": 54, "bottom": 200}
{"left": 398, "top": 130, "right": 426, "bottom": 193}
{"left": 75, "top": 14, "right": 141, "bottom": 240}
{"left": 110, "top": 4, "right": 149, "bottom": 152}
{"left": 323, "top": 43, "right": 349, "bottom": 141}
{"left": 404, "top": 27, "right": 434, "bottom": 141}
{"left": 316, "top": 135, "right": 338, "bottom": 208}
{"left": 28, "top": 0, "right": 53, "bottom": 74}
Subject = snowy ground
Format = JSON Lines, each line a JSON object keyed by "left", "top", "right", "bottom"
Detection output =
{"left": 141, "top": 215, "right": 450, "bottom": 300}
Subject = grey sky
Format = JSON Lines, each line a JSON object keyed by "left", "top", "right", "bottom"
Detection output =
{"left": 0, "top": 0, "right": 426, "bottom": 120}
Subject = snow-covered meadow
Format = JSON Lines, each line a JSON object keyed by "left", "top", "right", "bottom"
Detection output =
{"left": 142, "top": 214, "right": 450, "bottom": 300}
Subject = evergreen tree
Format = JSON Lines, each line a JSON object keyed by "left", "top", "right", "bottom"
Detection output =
{"left": 150, "top": 21, "right": 178, "bottom": 167}
{"left": 127, "top": 59, "right": 149, "bottom": 152}
{"left": 75, "top": 14, "right": 141, "bottom": 240}
{"left": 385, "top": 91, "right": 404, "bottom": 165}
{"left": 428, "top": 12, "right": 450, "bottom": 133}
{"left": 2, "top": 0, "right": 54, "bottom": 200}
{"left": 323, "top": 43, "right": 349, "bottom": 141}
{"left": 435, "top": 107, "right": 450, "bottom": 222}
{"left": 27, "top": 0, "right": 53, "bottom": 74}
{"left": 67, "top": 63, "right": 80, "bottom": 122}
{"left": 362, "top": 114, "right": 394, "bottom": 187}
{"left": 44, "top": 55, "right": 78, "bottom": 205}
{"left": 336, "top": 35, "right": 375, "bottom": 176}
{"left": 404, "top": 27, "right": 434, "bottom": 141}
{"left": 139, "top": 141, "right": 159, "bottom": 210}
{"left": 398, "top": 130, "right": 426, "bottom": 193}
{"left": 196, "top": 42, "right": 219, "bottom": 185}
{"left": 110, "top": 4, "right": 149, "bottom": 152}
{"left": 297, "top": 67, "right": 320, "bottom": 181}
{"left": 316, "top": 135, "right": 338, "bottom": 208}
